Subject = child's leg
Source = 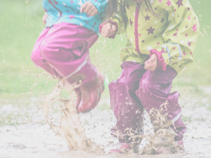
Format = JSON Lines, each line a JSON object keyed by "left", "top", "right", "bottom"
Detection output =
{"left": 37, "top": 23, "right": 103, "bottom": 113}
{"left": 31, "top": 28, "right": 83, "bottom": 109}
{"left": 31, "top": 28, "right": 60, "bottom": 78}
{"left": 39, "top": 23, "right": 98, "bottom": 85}
{"left": 135, "top": 65, "right": 186, "bottom": 142}
{"left": 109, "top": 61, "right": 146, "bottom": 145}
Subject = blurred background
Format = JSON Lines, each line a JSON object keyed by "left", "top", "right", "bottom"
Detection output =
{"left": 0, "top": 0, "right": 211, "bottom": 125}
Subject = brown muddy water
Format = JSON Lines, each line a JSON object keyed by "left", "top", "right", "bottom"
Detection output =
{"left": 1, "top": 94, "right": 211, "bottom": 158}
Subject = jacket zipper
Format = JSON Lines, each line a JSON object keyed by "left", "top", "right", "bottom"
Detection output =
{"left": 135, "top": 5, "right": 141, "bottom": 54}
{"left": 48, "top": 0, "right": 63, "bottom": 22}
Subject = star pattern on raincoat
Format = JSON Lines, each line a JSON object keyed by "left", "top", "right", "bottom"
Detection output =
{"left": 145, "top": 15, "right": 150, "bottom": 21}
{"left": 130, "top": 19, "right": 133, "bottom": 26}
{"left": 192, "top": 24, "right": 197, "bottom": 32}
{"left": 176, "top": 0, "right": 183, "bottom": 8}
{"left": 166, "top": 0, "right": 172, "bottom": 6}
{"left": 147, "top": 27, "right": 155, "bottom": 35}
{"left": 173, "top": 33, "right": 177, "bottom": 37}
{"left": 126, "top": 3, "right": 130, "bottom": 9}
{"left": 160, "top": 18, "right": 165, "bottom": 23}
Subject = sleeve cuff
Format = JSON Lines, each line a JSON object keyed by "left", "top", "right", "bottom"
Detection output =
{"left": 99, "top": 20, "right": 118, "bottom": 39}
{"left": 150, "top": 49, "right": 167, "bottom": 71}
{"left": 99, "top": 21, "right": 106, "bottom": 35}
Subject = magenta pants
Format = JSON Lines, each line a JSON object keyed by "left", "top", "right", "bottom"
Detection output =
{"left": 31, "top": 23, "right": 98, "bottom": 85}
{"left": 109, "top": 61, "right": 186, "bottom": 144}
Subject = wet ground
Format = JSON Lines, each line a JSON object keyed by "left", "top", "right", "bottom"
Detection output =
{"left": 0, "top": 96, "right": 211, "bottom": 158}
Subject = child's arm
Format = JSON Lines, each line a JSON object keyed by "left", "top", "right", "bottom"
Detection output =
{"left": 88, "top": 0, "right": 108, "bottom": 14}
{"left": 100, "top": 22, "right": 117, "bottom": 38}
{"left": 100, "top": 0, "right": 128, "bottom": 38}
{"left": 144, "top": 54, "right": 157, "bottom": 72}
{"left": 42, "top": 13, "right": 48, "bottom": 25}
{"left": 80, "top": 0, "right": 108, "bottom": 17}
{"left": 80, "top": 1, "right": 98, "bottom": 17}
{"left": 109, "top": 13, "right": 128, "bottom": 36}
{"left": 151, "top": 0, "right": 200, "bottom": 72}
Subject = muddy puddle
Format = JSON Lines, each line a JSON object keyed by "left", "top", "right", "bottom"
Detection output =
{"left": 42, "top": 80, "right": 103, "bottom": 153}
{"left": 0, "top": 107, "right": 211, "bottom": 158}
{"left": 1, "top": 84, "right": 211, "bottom": 158}
{"left": 41, "top": 81, "right": 179, "bottom": 156}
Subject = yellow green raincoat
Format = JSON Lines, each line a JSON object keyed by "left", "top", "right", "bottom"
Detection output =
{"left": 111, "top": 0, "right": 200, "bottom": 72}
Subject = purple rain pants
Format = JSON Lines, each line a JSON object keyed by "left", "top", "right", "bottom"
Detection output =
{"left": 109, "top": 61, "right": 186, "bottom": 144}
{"left": 31, "top": 23, "right": 98, "bottom": 85}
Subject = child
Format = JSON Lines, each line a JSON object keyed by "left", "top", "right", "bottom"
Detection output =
{"left": 100, "top": 0, "right": 199, "bottom": 154}
{"left": 31, "top": 0, "right": 115, "bottom": 113}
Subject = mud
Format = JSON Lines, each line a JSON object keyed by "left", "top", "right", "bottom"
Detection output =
{"left": 40, "top": 83, "right": 211, "bottom": 157}
{"left": 1, "top": 87, "right": 211, "bottom": 157}
{"left": 42, "top": 79, "right": 102, "bottom": 152}
{"left": 39, "top": 79, "right": 180, "bottom": 155}
{"left": 110, "top": 102, "right": 182, "bottom": 155}
{"left": 1, "top": 116, "right": 211, "bottom": 158}
{"left": 138, "top": 104, "right": 182, "bottom": 155}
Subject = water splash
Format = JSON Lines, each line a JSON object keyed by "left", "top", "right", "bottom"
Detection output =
{"left": 42, "top": 79, "right": 103, "bottom": 152}
{"left": 138, "top": 103, "right": 183, "bottom": 155}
